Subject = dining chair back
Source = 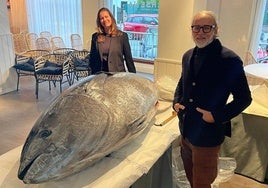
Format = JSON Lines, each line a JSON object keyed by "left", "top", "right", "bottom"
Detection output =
{"left": 70, "top": 50, "right": 91, "bottom": 83}
{"left": 40, "top": 31, "right": 52, "bottom": 41}
{"left": 244, "top": 51, "right": 265, "bottom": 86}
{"left": 51, "top": 36, "right": 66, "bottom": 50}
{"left": 12, "top": 33, "right": 29, "bottom": 54}
{"left": 52, "top": 48, "right": 77, "bottom": 84}
{"left": 244, "top": 51, "right": 257, "bottom": 66}
{"left": 52, "top": 48, "right": 75, "bottom": 55}
{"left": 36, "top": 37, "right": 52, "bottom": 51}
{"left": 25, "top": 33, "right": 38, "bottom": 50}
{"left": 70, "top": 34, "right": 83, "bottom": 50}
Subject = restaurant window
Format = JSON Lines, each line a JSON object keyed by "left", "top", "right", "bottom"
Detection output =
{"left": 257, "top": 0, "right": 268, "bottom": 62}
{"left": 106, "top": 0, "right": 159, "bottom": 63}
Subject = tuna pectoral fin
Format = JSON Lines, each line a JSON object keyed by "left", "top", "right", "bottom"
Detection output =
{"left": 128, "top": 115, "right": 147, "bottom": 134}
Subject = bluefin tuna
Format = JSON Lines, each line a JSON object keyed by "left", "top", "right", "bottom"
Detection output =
{"left": 18, "top": 72, "right": 158, "bottom": 184}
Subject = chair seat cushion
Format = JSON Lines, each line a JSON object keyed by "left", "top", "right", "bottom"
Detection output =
{"left": 13, "top": 58, "right": 35, "bottom": 72}
{"left": 44, "top": 60, "right": 62, "bottom": 67}
{"left": 26, "top": 58, "right": 35, "bottom": 66}
{"left": 73, "top": 57, "right": 89, "bottom": 68}
{"left": 13, "top": 63, "right": 34, "bottom": 72}
{"left": 75, "top": 66, "right": 90, "bottom": 71}
{"left": 36, "top": 66, "right": 62, "bottom": 75}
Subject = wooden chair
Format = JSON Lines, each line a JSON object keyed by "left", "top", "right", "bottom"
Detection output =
{"left": 36, "top": 37, "right": 52, "bottom": 51}
{"left": 244, "top": 51, "right": 257, "bottom": 66}
{"left": 51, "top": 36, "right": 66, "bottom": 50}
{"left": 40, "top": 31, "right": 52, "bottom": 41}
{"left": 34, "top": 53, "right": 71, "bottom": 99}
{"left": 12, "top": 50, "right": 50, "bottom": 91}
{"left": 25, "top": 33, "right": 38, "bottom": 50}
{"left": 244, "top": 51, "right": 264, "bottom": 86}
{"left": 52, "top": 48, "right": 76, "bottom": 83}
{"left": 40, "top": 31, "right": 53, "bottom": 47}
{"left": 70, "top": 34, "right": 83, "bottom": 50}
{"left": 70, "top": 50, "right": 91, "bottom": 83}
{"left": 52, "top": 47, "right": 75, "bottom": 55}
{"left": 12, "top": 33, "right": 29, "bottom": 54}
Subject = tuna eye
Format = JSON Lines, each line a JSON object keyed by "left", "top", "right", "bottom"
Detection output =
{"left": 39, "top": 130, "right": 52, "bottom": 138}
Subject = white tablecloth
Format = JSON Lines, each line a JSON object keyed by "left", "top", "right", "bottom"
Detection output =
{"left": 243, "top": 82, "right": 268, "bottom": 117}
{"left": 244, "top": 63, "right": 268, "bottom": 80}
{"left": 0, "top": 101, "right": 179, "bottom": 188}
{"left": 221, "top": 77, "right": 268, "bottom": 182}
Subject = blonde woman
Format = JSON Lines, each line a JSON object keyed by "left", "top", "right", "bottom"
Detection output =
{"left": 89, "top": 7, "right": 136, "bottom": 74}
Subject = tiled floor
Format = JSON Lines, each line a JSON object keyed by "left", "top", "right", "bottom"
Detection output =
{"left": 0, "top": 73, "right": 267, "bottom": 188}
{"left": 0, "top": 76, "right": 59, "bottom": 155}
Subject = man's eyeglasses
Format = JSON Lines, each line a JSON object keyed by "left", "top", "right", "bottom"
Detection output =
{"left": 191, "top": 25, "right": 216, "bottom": 33}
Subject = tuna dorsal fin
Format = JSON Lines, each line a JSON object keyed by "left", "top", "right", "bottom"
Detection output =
{"left": 96, "top": 71, "right": 114, "bottom": 76}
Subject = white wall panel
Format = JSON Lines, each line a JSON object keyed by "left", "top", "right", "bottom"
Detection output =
{"left": 0, "top": 0, "right": 17, "bottom": 95}
{"left": 154, "top": 58, "right": 181, "bottom": 82}
{"left": 0, "top": 34, "right": 17, "bottom": 94}
{"left": 215, "top": 0, "right": 253, "bottom": 58}
{"left": 0, "top": 0, "right": 10, "bottom": 34}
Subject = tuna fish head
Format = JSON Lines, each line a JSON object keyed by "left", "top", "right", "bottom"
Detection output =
{"left": 18, "top": 72, "right": 158, "bottom": 183}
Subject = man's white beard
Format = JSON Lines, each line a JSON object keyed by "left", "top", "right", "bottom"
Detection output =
{"left": 195, "top": 38, "right": 214, "bottom": 48}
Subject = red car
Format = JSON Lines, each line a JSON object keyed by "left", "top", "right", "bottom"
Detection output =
{"left": 123, "top": 15, "right": 158, "bottom": 33}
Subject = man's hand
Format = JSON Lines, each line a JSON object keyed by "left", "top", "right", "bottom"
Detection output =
{"left": 196, "top": 107, "right": 215, "bottom": 123}
{"left": 174, "top": 103, "right": 185, "bottom": 112}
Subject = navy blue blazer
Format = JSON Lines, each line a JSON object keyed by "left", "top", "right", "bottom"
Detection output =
{"left": 173, "top": 39, "right": 252, "bottom": 147}
{"left": 89, "top": 31, "right": 136, "bottom": 74}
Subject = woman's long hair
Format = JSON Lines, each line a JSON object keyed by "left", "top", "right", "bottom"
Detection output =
{"left": 96, "top": 7, "right": 122, "bottom": 42}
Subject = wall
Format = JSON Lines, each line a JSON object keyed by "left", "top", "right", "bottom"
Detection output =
{"left": 0, "top": 0, "right": 17, "bottom": 95}
{"left": 81, "top": 1, "right": 110, "bottom": 49}
{"left": 212, "top": 0, "right": 253, "bottom": 59}
{"left": 154, "top": 0, "right": 195, "bottom": 82}
{"left": 9, "top": 0, "right": 28, "bottom": 34}
{"left": 81, "top": 1, "right": 99, "bottom": 49}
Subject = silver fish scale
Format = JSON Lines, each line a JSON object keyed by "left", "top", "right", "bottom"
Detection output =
{"left": 18, "top": 72, "right": 158, "bottom": 183}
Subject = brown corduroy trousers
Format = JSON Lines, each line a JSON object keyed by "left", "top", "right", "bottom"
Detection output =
{"left": 180, "top": 137, "right": 221, "bottom": 188}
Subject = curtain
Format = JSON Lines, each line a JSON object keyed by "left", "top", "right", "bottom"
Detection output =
{"left": 248, "top": 0, "right": 266, "bottom": 56}
{"left": 99, "top": 0, "right": 107, "bottom": 8}
{"left": 26, "top": 0, "right": 82, "bottom": 47}
{"left": 9, "top": 0, "right": 28, "bottom": 33}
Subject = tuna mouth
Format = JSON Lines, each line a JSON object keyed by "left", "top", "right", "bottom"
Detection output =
{"left": 18, "top": 156, "right": 39, "bottom": 182}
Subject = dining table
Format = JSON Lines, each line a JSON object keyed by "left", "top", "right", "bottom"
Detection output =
{"left": 233, "top": 62, "right": 268, "bottom": 182}
{"left": 243, "top": 63, "right": 268, "bottom": 80}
